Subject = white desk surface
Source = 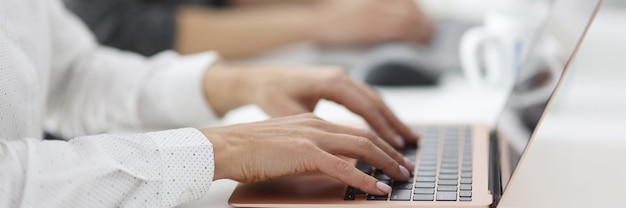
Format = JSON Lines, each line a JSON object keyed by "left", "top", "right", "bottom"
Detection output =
{"left": 182, "top": 7, "right": 626, "bottom": 208}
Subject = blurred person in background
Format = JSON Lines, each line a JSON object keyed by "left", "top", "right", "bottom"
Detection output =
{"left": 1, "top": 0, "right": 420, "bottom": 207}
{"left": 63, "top": 0, "right": 433, "bottom": 59}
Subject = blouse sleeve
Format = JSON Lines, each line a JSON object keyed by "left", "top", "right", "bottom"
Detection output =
{"left": 46, "top": 0, "right": 221, "bottom": 138}
{"left": 0, "top": 128, "right": 215, "bottom": 208}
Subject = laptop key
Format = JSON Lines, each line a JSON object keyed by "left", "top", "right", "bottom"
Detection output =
{"left": 439, "top": 169, "right": 458, "bottom": 174}
{"left": 419, "top": 166, "right": 437, "bottom": 171}
{"left": 390, "top": 189, "right": 412, "bottom": 201}
{"left": 344, "top": 187, "right": 355, "bottom": 201}
{"left": 460, "top": 178, "right": 472, "bottom": 184}
{"left": 436, "top": 192, "right": 458, "bottom": 201}
{"left": 460, "top": 184, "right": 472, "bottom": 190}
{"left": 440, "top": 163, "right": 458, "bottom": 169}
{"left": 460, "top": 191, "right": 472, "bottom": 197}
{"left": 439, "top": 174, "right": 458, "bottom": 180}
{"left": 374, "top": 171, "right": 391, "bottom": 181}
{"left": 461, "top": 172, "right": 472, "bottom": 178}
{"left": 442, "top": 155, "right": 458, "bottom": 160}
{"left": 367, "top": 194, "right": 388, "bottom": 201}
{"left": 441, "top": 161, "right": 458, "bottom": 166}
{"left": 412, "top": 194, "right": 434, "bottom": 201}
{"left": 416, "top": 177, "right": 436, "bottom": 182}
{"left": 344, "top": 194, "right": 355, "bottom": 201}
{"left": 443, "top": 151, "right": 458, "bottom": 155}
{"left": 438, "top": 179, "right": 458, "bottom": 185}
{"left": 420, "top": 161, "right": 437, "bottom": 166}
{"left": 417, "top": 171, "right": 436, "bottom": 177}
{"left": 392, "top": 182, "right": 413, "bottom": 190}
{"left": 355, "top": 189, "right": 366, "bottom": 195}
{"left": 415, "top": 182, "right": 435, "bottom": 188}
{"left": 420, "top": 154, "right": 437, "bottom": 159}
{"left": 402, "top": 147, "right": 417, "bottom": 157}
{"left": 413, "top": 188, "right": 435, "bottom": 194}
{"left": 460, "top": 196, "right": 472, "bottom": 201}
{"left": 356, "top": 160, "right": 372, "bottom": 173}
{"left": 436, "top": 185, "right": 457, "bottom": 192}
{"left": 400, "top": 176, "right": 414, "bottom": 183}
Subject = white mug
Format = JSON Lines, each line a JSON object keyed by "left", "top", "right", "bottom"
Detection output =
{"left": 460, "top": 7, "right": 545, "bottom": 88}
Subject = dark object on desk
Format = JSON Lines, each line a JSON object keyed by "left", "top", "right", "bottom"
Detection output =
{"left": 44, "top": 132, "right": 65, "bottom": 141}
{"left": 365, "top": 61, "right": 441, "bottom": 86}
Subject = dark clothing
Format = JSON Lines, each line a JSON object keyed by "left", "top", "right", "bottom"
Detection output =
{"left": 63, "top": 0, "right": 230, "bottom": 56}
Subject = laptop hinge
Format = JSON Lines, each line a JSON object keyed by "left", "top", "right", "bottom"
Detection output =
{"left": 488, "top": 132, "right": 503, "bottom": 208}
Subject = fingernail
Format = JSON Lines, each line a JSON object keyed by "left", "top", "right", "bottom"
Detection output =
{"left": 404, "top": 157, "right": 415, "bottom": 171}
{"left": 399, "top": 165, "right": 410, "bottom": 179}
{"left": 376, "top": 181, "right": 392, "bottom": 194}
{"left": 394, "top": 135, "right": 405, "bottom": 148}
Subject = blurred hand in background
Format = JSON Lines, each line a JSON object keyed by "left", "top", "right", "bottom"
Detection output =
{"left": 310, "top": 0, "right": 433, "bottom": 46}
{"left": 65, "top": 0, "right": 433, "bottom": 59}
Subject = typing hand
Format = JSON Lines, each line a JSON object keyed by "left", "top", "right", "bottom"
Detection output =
{"left": 203, "top": 66, "right": 420, "bottom": 148}
{"left": 200, "top": 113, "right": 414, "bottom": 195}
{"left": 309, "top": 0, "right": 433, "bottom": 46}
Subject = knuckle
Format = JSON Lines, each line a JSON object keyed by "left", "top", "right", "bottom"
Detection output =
{"left": 292, "top": 139, "right": 317, "bottom": 153}
{"left": 363, "top": 104, "right": 378, "bottom": 114}
{"left": 359, "top": 129, "right": 377, "bottom": 140}
{"left": 390, "top": 21, "right": 409, "bottom": 35}
{"left": 302, "top": 117, "right": 324, "bottom": 127}
{"left": 288, "top": 128, "right": 306, "bottom": 137}
{"left": 353, "top": 137, "right": 374, "bottom": 150}
{"left": 323, "top": 68, "right": 348, "bottom": 82}
{"left": 335, "top": 160, "right": 354, "bottom": 175}
{"left": 298, "top": 112, "right": 318, "bottom": 119}
{"left": 294, "top": 113, "right": 319, "bottom": 124}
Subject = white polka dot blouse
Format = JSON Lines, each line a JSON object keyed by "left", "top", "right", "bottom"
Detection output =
{"left": 0, "top": 0, "right": 221, "bottom": 207}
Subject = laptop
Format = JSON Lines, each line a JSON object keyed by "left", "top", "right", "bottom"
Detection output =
{"left": 229, "top": 0, "right": 603, "bottom": 207}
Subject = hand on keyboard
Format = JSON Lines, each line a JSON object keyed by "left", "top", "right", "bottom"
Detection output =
{"left": 204, "top": 66, "right": 420, "bottom": 148}
{"left": 200, "top": 113, "right": 415, "bottom": 196}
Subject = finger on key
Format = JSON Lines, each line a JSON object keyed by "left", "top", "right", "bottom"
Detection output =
{"left": 315, "top": 133, "right": 410, "bottom": 181}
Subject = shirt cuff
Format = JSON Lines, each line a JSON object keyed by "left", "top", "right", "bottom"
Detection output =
{"left": 140, "top": 51, "right": 220, "bottom": 128}
{"left": 147, "top": 128, "right": 214, "bottom": 207}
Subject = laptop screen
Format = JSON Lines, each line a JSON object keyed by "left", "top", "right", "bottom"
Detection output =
{"left": 494, "top": 0, "right": 601, "bottom": 189}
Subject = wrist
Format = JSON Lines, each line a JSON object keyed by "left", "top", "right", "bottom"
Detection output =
{"left": 198, "top": 127, "right": 230, "bottom": 181}
{"left": 202, "top": 65, "right": 251, "bottom": 117}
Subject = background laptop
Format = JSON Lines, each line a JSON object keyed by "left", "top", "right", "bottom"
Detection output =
{"left": 229, "top": 0, "right": 602, "bottom": 207}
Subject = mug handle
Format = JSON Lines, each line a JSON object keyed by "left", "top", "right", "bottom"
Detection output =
{"left": 460, "top": 27, "right": 503, "bottom": 87}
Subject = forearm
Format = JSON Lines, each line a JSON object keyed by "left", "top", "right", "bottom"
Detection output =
{"left": 175, "top": 5, "right": 316, "bottom": 59}
{"left": 48, "top": 0, "right": 221, "bottom": 137}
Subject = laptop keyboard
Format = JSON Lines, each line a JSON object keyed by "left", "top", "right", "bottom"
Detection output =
{"left": 344, "top": 126, "right": 473, "bottom": 202}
